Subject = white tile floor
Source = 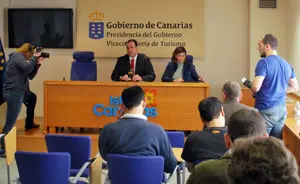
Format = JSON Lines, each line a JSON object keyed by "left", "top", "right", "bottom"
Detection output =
{"left": 0, "top": 158, "right": 189, "bottom": 184}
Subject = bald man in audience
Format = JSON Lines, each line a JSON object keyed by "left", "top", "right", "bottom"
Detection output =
{"left": 222, "top": 81, "right": 258, "bottom": 125}
{"left": 187, "top": 109, "right": 268, "bottom": 184}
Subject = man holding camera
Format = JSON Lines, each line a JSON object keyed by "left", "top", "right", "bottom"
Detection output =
{"left": 2, "top": 43, "right": 46, "bottom": 142}
{"left": 251, "top": 34, "right": 298, "bottom": 138}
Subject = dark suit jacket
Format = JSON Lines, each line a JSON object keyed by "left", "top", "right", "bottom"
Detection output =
{"left": 161, "top": 61, "right": 200, "bottom": 82}
{"left": 223, "top": 100, "right": 258, "bottom": 126}
{"left": 111, "top": 53, "right": 155, "bottom": 82}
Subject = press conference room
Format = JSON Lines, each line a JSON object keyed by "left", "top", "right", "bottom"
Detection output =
{"left": 0, "top": 0, "right": 300, "bottom": 183}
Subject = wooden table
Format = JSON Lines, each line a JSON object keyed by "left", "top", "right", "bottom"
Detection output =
{"left": 44, "top": 81, "right": 210, "bottom": 133}
{"left": 241, "top": 88, "right": 255, "bottom": 107}
{"left": 283, "top": 118, "right": 300, "bottom": 166}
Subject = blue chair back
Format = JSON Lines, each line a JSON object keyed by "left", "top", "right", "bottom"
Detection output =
{"left": 166, "top": 131, "right": 185, "bottom": 148}
{"left": 73, "top": 51, "right": 94, "bottom": 62}
{"left": 45, "top": 134, "right": 91, "bottom": 170}
{"left": 186, "top": 55, "right": 193, "bottom": 63}
{"left": 107, "top": 154, "right": 164, "bottom": 184}
{"left": 71, "top": 51, "right": 97, "bottom": 81}
{"left": 15, "top": 151, "right": 70, "bottom": 184}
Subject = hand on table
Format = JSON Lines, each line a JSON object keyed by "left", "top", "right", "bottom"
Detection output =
{"left": 132, "top": 75, "right": 142, "bottom": 82}
{"left": 173, "top": 78, "right": 184, "bottom": 83}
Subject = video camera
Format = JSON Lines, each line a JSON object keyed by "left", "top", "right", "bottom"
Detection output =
{"left": 28, "top": 45, "right": 50, "bottom": 59}
{"left": 35, "top": 46, "right": 50, "bottom": 59}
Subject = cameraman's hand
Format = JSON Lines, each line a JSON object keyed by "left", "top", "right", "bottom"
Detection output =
{"left": 33, "top": 51, "right": 41, "bottom": 58}
{"left": 37, "top": 57, "right": 45, "bottom": 64}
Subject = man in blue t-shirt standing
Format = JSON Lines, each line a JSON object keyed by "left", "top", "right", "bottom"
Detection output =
{"left": 251, "top": 34, "right": 299, "bottom": 138}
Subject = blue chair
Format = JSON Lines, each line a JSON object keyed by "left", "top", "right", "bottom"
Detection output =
{"left": 166, "top": 131, "right": 185, "bottom": 148}
{"left": 106, "top": 154, "right": 177, "bottom": 184}
{"left": 71, "top": 51, "right": 97, "bottom": 81}
{"left": 45, "top": 134, "right": 91, "bottom": 178}
{"left": 166, "top": 131, "right": 185, "bottom": 184}
{"left": 15, "top": 151, "right": 86, "bottom": 184}
{"left": 16, "top": 151, "right": 70, "bottom": 184}
{"left": 186, "top": 55, "right": 193, "bottom": 63}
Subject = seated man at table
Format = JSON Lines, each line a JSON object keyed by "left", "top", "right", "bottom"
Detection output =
{"left": 111, "top": 39, "right": 156, "bottom": 82}
{"left": 222, "top": 81, "right": 258, "bottom": 125}
{"left": 181, "top": 97, "right": 228, "bottom": 172}
{"left": 99, "top": 86, "right": 177, "bottom": 173}
{"left": 187, "top": 109, "right": 268, "bottom": 184}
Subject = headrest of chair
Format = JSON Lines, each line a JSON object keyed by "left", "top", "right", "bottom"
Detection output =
{"left": 73, "top": 51, "right": 95, "bottom": 62}
{"left": 186, "top": 55, "right": 193, "bottom": 63}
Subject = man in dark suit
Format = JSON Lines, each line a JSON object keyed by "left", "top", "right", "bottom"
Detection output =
{"left": 111, "top": 39, "right": 155, "bottom": 82}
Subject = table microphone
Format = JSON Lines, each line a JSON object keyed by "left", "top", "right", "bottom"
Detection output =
{"left": 128, "top": 69, "right": 134, "bottom": 81}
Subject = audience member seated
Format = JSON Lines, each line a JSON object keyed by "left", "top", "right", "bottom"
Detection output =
{"left": 222, "top": 81, "right": 258, "bottom": 125}
{"left": 161, "top": 47, "right": 204, "bottom": 82}
{"left": 181, "top": 97, "right": 227, "bottom": 172}
{"left": 111, "top": 39, "right": 155, "bottom": 82}
{"left": 99, "top": 86, "right": 177, "bottom": 173}
{"left": 187, "top": 109, "right": 268, "bottom": 184}
{"left": 228, "top": 137, "right": 300, "bottom": 184}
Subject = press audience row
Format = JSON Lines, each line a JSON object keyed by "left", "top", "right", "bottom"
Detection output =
{"left": 99, "top": 83, "right": 300, "bottom": 184}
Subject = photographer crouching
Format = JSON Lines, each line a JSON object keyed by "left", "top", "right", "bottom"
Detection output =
{"left": 1, "top": 43, "right": 48, "bottom": 148}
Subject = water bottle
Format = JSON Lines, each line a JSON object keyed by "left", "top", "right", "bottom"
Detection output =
{"left": 295, "top": 102, "right": 300, "bottom": 118}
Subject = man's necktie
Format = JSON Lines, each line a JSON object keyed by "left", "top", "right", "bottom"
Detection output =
{"left": 130, "top": 58, "right": 135, "bottom": 70}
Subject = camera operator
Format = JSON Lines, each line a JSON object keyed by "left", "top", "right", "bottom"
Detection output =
{"left": 1, "top": 43, "right": 46, "bottom": 146}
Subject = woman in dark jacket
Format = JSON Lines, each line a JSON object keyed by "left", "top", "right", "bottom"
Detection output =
{"left": 161, "top": 47, "right": 204, "bottom": 82}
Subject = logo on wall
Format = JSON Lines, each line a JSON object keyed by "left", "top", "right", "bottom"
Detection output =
{"left": 88, "top": 10, "right": 105, "bottom": 39}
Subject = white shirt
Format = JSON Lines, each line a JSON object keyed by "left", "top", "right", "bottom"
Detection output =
{"left": 121, "top": 113, "right": 147, "bottom": 120}
{"left": 129, "top": 54, "right": 138, "bottom": 72}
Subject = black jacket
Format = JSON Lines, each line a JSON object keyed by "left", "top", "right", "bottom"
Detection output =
{"left": 161, "top": 61, "right": 200, "bottom": 82}
{"left": 111, "top": 53, "right": 155, "bottom": 82}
